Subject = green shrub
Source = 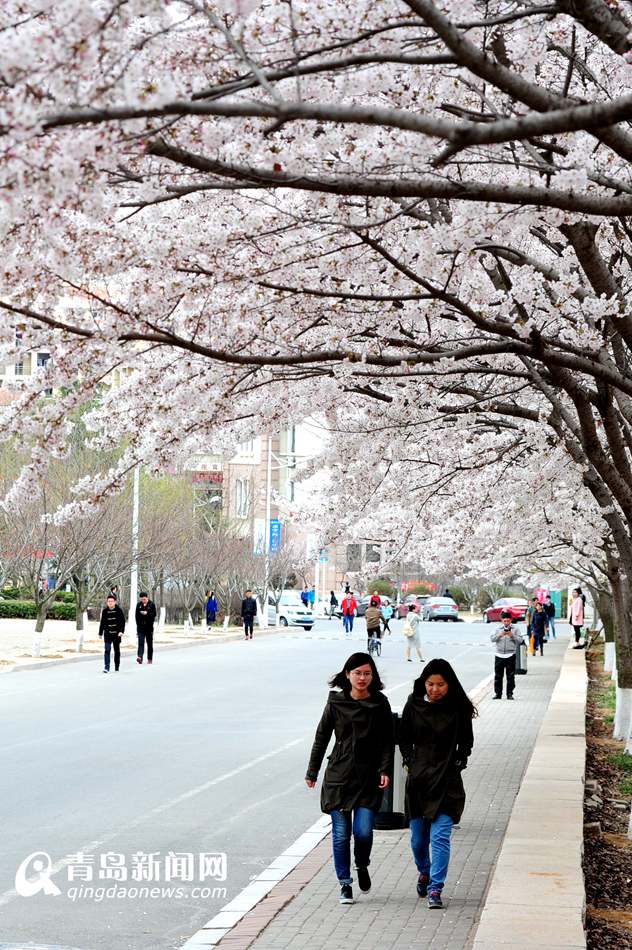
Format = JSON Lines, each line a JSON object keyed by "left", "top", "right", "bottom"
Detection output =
{"left": 0, "top": 600, "right": 37, "bottom": 618}
{"left": 0, "top": 600, "right": 76, "bottom": 620}
{"left": 368, "top": 579, "right": 396, "bottom": 599}
{"left": 1, "top": 587, "right": 28, "bottom": 600}
{"left": 48, "top": 603, "right": 76, "bottom": 621}
{"left": 54, "top": 591, "right": 76, "bottom": 604}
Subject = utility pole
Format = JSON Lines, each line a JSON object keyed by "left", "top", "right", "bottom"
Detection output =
{"left": 261, "top": 435, "right": 272, "bottom": 628}
{"left": 129, "top": 465, "right": 140, "bottom": 618}
{"left": 314, "top": 553, "right": 320, "bottom": 618}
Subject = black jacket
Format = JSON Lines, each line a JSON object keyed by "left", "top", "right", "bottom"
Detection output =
{"left": 543, "top": 601, "right": 555, "bottom": 619}
{"left": 135, "top": 600, "right": 157, "bottom": 633}
{"left": 98, "top": 605, "right": 126, "bottom": 642}
{"left": 532, "top": 610, "right": 548, "bottom": 636}
{"left": 306, "top": 690, "right": 393, "bottom": 814}
{"left": 399, "top": 688, "right": 473, "bottom": 823}
{"left": 241, "top": 596, "right": 257, "bottom": 619}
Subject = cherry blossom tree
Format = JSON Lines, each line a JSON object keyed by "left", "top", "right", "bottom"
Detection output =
{"left": 2, "top": 2, "right": 632, "bottom": 743}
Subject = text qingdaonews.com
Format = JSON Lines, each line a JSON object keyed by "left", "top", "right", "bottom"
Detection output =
{"left": 67, "top": 884, "right": 228, "bottom": 902}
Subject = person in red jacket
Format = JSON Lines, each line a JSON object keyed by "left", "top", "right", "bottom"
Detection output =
{"left": 341, "top": 592, "right": 358, "bottom": 634}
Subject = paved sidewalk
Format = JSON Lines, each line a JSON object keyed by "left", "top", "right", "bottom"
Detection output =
{"left": 223, "top": 635, "right": 574, "bottom": 950}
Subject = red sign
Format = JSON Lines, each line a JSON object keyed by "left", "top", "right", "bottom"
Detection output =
{"left": 192, "top": 471, "right": 224, "bottom": 484}
{"left": 400, "top": 580, "right": 438, "bottom": 593}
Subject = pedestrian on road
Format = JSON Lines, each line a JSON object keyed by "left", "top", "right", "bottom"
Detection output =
{"left": 341, "top": 592, "right": 357, "bottom": 635}
{"left": 403, "top": 605, "right": 424, "bottom": 663}
{"left": 490, "top": 610, "right": 524, "bottom": 698}
{"left": 206, "top": 590, "right": 218, "bottom": 626}
{"left": 109, "top": 584, "right": 120, "bottom": 602}
{"left": 370, "top": 590, "right": 382, "bottom": 607}
{"left": 364, "top": 603, "right": 383, "bottom": 651}
{"left": 301, "top": 586, "right": 310, "bottom": 607}
{"left": 241, "top": 589, "right": 257, "bottom": 640}
{"left": 381, "top": 602, "right": 393, "bottom": 634}
{"left": 135, "top": 592, "right": 157, "bottom": 665}
{"left": 531, "top": 601, "right": 548, "bottom": 655}
{"left": 99, "top": 593, "right": 126, "bottom": 673}
{"left": 399, "top": 658, "right": 476, "bottom": 910}
{"left": 525, "top": 598, "right": 535, "bottom": 652}
{"left": 305, "top": 652, "right": 393, "bottom": 906}
{"left": 328, "top": 591, "right": 339, "bottom": 619}
{"left": 569, "top": 588, "right": 585, "bottom": 644}
{"left": 543, "top": 595, "right": 556, "bottom": 638}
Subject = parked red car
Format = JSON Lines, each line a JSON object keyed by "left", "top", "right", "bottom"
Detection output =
{"left": 395, "top": 595, "right": 430, "bottom": 619}
{"left": 484, "top": 598, "right": 528, "bottom": 623}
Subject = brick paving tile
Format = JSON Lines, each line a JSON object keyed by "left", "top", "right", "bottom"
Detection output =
{"left": 218, "top": 639, "right": 569, "bottom": 950}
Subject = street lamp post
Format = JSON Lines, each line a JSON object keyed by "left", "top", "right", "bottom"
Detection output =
{"left": 260, "top": 436, "right": 273, "bottom": 629}
{"left": 129, "top": 465, "right": 140, "bottom": 618}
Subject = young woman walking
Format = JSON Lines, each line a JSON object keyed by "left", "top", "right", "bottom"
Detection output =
{"left": 569, "top": 588, "right": 585, "bottom": 644}
{"left": 305, "top": 653, "right": 393, "bottom": 905}
{"left": 399, "top": 658, "right": 477, "bottom": 909}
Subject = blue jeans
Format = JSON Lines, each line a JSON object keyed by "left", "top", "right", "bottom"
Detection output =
{"left": 548, "top": 617, "right": 556, "bottom": 638}
{"left": 330, "top": 808, "right": 374, "bottom": 884}
{"left": 343, "top": 614, "right": 354, "bottom": 633}
{"left": 410, "top": 812, "right": 453, "bottom": 893}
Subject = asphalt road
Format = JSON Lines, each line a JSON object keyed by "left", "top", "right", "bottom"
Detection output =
{"left": 0, "top": 616, "right": 493, "bottom": 950}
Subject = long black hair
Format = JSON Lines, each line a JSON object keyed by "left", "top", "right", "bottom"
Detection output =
{"left": 329, "top": 652, "right": 384, "bottom": 696}
{"left": 413, "top": 658, "right": 478, "bottom": 719}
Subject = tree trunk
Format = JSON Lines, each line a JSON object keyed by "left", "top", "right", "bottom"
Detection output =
{"left": 34, "top": 602, "right": 47, "bottom": 633}
{"left": 32, "top": 602, "right": 48, "bottom": 656}
{"left": 594, "top": 587, "right": 616, "bottom": 641}
{"left": 609, "top": 563, "right": 632, "bottom": 744}
{"left": 596, "top": 587, "right": 618, "bottom": 672}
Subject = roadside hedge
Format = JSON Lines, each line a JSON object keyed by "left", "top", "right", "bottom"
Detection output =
{"left": 0, "top": 587, "right": 28, "bottom": 600}
{"left": 0, "top": 600, "right": 76, "bottom": 620}
{"left": 49, "top": 603, "right": 76, "bottom": 620}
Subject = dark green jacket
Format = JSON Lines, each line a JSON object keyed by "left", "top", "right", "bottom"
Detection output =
{"left": 306, "top": 690, "right": 393, "bottom": 813}
{"left": 399, "top": 691, "right": 473, "bottom": 823}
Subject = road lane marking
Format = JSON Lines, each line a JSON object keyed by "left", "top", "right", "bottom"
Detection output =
{"left": 0, "top": 737, "right": 306, "bottom": 909}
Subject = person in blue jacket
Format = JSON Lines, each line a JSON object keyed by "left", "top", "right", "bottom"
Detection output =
{"left": 206, "top": 590, "right": 218, "bottom": 625}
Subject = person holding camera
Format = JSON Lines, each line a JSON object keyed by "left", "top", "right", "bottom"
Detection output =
{"left": 490, "top": 610, "right": 524, "bottom": 699}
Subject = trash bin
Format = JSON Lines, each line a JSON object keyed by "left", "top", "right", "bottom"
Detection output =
{"left": 375, "top": 711, "right": 408, "bottom": 830}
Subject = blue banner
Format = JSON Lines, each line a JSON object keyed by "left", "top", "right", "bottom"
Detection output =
{"left": 269, "top": 519, "right": 282, "bottom": 553}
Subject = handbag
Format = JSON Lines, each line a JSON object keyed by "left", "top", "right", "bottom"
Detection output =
{"left": 403, "top": 619, "right": 415, "bottom": 638}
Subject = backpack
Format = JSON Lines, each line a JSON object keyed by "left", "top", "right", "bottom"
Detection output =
{"left": 403, "top": 618, "right": 415, "bottom": 638}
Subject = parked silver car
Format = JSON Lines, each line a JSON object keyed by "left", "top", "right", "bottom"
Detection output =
{"left": 422, "top": 597, "right": 459, "bottom": 621}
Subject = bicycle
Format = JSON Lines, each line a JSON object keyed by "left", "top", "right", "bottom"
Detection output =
{"left": 368, "top": 634, "right": 382, "bottom": 657}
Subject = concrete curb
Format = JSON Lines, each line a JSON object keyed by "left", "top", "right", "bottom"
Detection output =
{"left": 470, "top": 644, "right": 587, "bottom": 949}
{"left": 3, "top": 629, "right": 280, "bottom": 673}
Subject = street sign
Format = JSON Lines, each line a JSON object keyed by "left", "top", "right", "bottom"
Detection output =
{"left": 269, "top": 519, "right": 282, "bottom": 553}
{"left": 319, "top": 547, "right": 328, "bottom": 563}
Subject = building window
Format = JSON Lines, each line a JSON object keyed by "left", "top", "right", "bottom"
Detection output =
{"left": 14, "top": 353, "right": 31, "bottom": 376}
{"left": 235, "top": 478, "right": 251, "bottom": 518}
{"left": 37, "top": 353, "right": 51, "bottom": 368}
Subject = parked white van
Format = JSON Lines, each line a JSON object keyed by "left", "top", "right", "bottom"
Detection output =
{"left": 267, "top": 590, "right": 314, "bottom": 630}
